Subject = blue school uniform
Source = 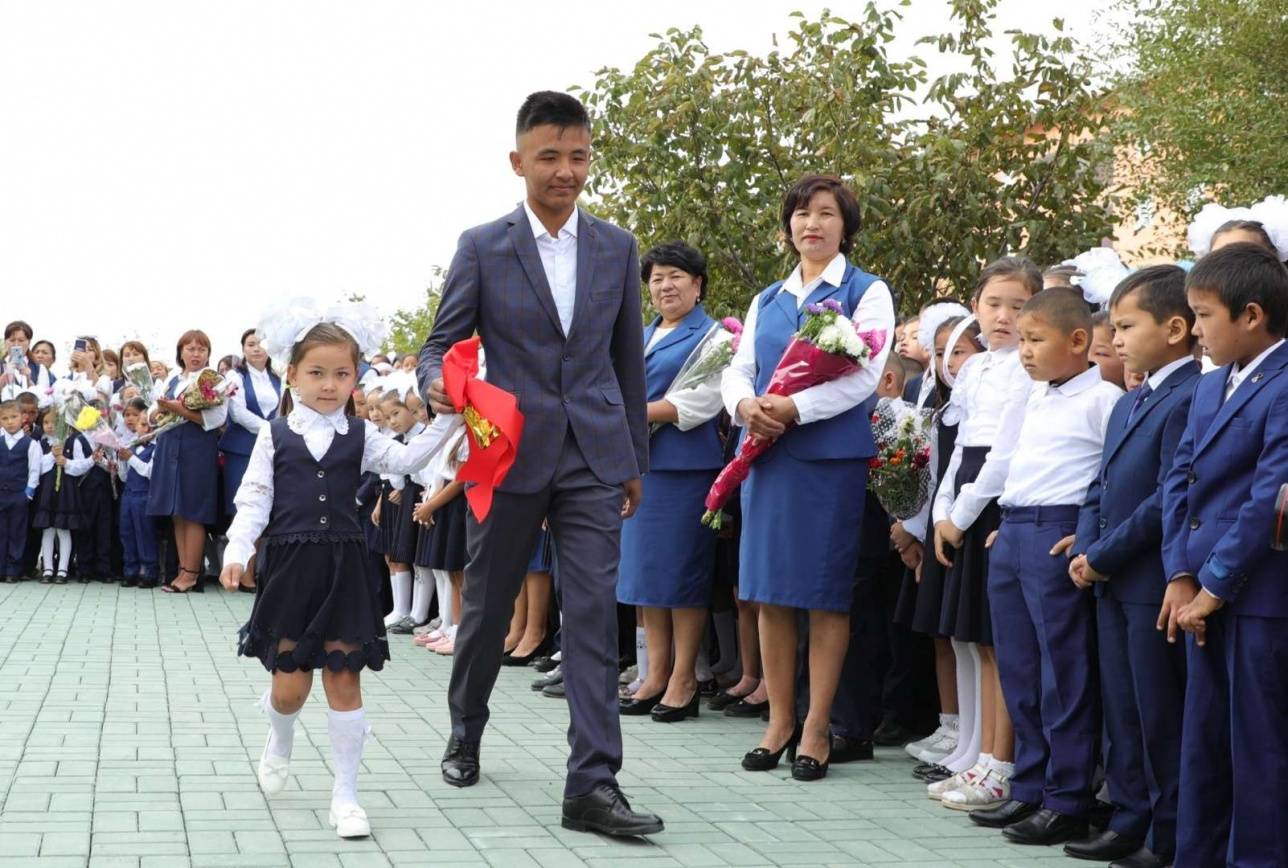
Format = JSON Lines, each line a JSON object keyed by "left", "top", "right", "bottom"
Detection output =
{"left": 1160, "top": 340, "right": 1288, "bottom": 868}
{"left": 219, "top": 366, "right": 281, "bottom": 515}
{"left": 0, "top": 431, "right": 37, "bottom": 576}
{"left": 1074, "top": 358, "right": 1199, "bottom": 860}
{"left": 738, "top": 263, "right": 884, "bottom": 612}
{"left": 147, "top": 376, "right": 221, "bottom": 525}
{"left": 119, "top": 442, "right": 158, "bottom": 581}
{"left": 75, "top": 440, "right": 114, "bottom": 580}
{"left": 618, "top": 304, "right": 723, "bottom": 608}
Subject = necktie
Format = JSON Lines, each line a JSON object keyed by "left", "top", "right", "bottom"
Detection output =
{"left": 1126, "top": 382, "right": 1153, "bottom": 427}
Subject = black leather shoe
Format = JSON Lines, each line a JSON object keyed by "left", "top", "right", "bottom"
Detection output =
{"left": 1063, "top": 829, "right": 1145, "bottom": 861}
{"left": 829, "top": 734, "right": 874, "bottom": 763}
{"left": 708, "top": 688, "right": 751, "bottom": 711}
{"left": 502, "top": 640, "right": 551, "bottom": 667}
{"left": 1109, "top": 847, "right": 1166, "bottom": 868}
{"left": 542, "top": 681, "right": 566, "bottom": 698}
{"left": 562, "top": 784, "right": 663, "bottom": 837}
{"left": 533, "top": 655, "right": 560, "bottom": 673}
{"left": 650, "top": 691, "right": 699, "bottom": 723}
{"left": 618, "top": 692, "right": 663, "bottom": 716}
{"left": 873, "top": 718, "right": 928, "bottom": 747}
{"left": 531, "top": 669, "right": 562, "bottom": 691}
{"left": 741, "top": 726, "right": 801, "bottom": 772}
{"left": 1002, "top": 808, "right": 1088, "bottom": 845}
{"left": 969, "top": 799, "right": 1039, "bottom": 828}
{"left": 791, "top": 732, "right": 831, "bottom": 782}
{"left": 911, "top": 761, "right": 939, "bottom": 776}
{"left": 913, "top": 763, "right": 952, "bottom": 782}
{"left": 121, "top": 577, "right": 138, "bottom": 588}
{"left": 440, "top": 737, "right": 479, "bottom": 788}
{"left": 724, "top": 698, "right": 769, "bottom": 718}
{"left": 698, "top": 678, "right": 719, "bottom": 697}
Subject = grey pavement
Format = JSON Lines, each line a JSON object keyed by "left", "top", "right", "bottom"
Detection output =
{"left": 0, "top": 582, "right": 1078, "bottom": 867}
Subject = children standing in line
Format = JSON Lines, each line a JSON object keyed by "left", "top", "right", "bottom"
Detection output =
{"left": 416, "top": 426, "right": 468, "bottom": 655}
{"left": 116, "top": 398, "right": 159, "bottom": 589}
{"left": 32, "top": 409, "right": 87, "bottom": 583}
{"left": 0, "top": 400, "right": 41, "bottom": 582}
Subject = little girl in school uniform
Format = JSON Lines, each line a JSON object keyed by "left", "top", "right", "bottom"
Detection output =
{"left": 116, "top": 398, "right": 159, "bottom": 588}
{"left": 74, "top": 399, "right": 116, "bottom": 583}
{"left": 374, "top": 384, "right": 424, "bottom": 629}
{"left": 32, "top": 409, "right": 89, "bottom": 583}
{"left": 221, "top": 307, "right": 450, "bottom": 839}
{"left": 414, "top": 426, "right": 468, "bottom": 655}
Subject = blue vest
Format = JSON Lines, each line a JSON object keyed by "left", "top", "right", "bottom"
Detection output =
{"left": 123, "top": 442, "right": 156, "bottom": 496}
{"left": 0, "top": 433, "right": 32, "bottom": 494}
{"left": 266, "top": 415, "right": 364, "bottom": 540}
{"left": 643, "top": 304, "right": 725, "bottom": 472}
{"left": 219, "top": 367, "right": 281, "bottom": 456}
{"left": 752, "top": 262, "right": 881, "bottom": 461}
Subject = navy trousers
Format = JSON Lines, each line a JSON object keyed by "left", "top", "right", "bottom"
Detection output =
{"left": 0, "top": 492, "right": 29, "bottom": 575}
{"left": 989, "top": 506, "right": 1099, "bottom": 815}
{"left": 75, "top": 470, "right": 113, "bottom": 579}
{"left": 1175, "top": 612, "right": 1288, "bottom": 868}
{"left": 119, "top": 491, "right": 158, "bottom": 580}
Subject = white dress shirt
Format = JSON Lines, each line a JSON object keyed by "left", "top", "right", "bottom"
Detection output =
{"left": 524, "top": 200, "right": 579, "bottom": 335}
{"left": 223, "top": 406, "right": 456, "bottom": 568}
{"left": 43, "top": 434, "right": 94, "bottom": 478}
{"left": 721, "top": 253, "right": 895, "bottom": 427}
{"left": 227, "top": 364, "right": 281, "bottom": 433}
{"left": 2, "top": 429, "right": 42, "bottom": 492}
{"left": 647, "top": 325, "right": 727, "bottom": 432}
{"left": 1224, "top": 339, "right": 1285, "bottom": 402}
{"left": 1147, "top": 355, "right": 1198, "bottom": 391}
{"left": 150, "top": 372, "right": 229, "bottom": 432}
{"left": 932, "top": 346, "right": 1034, "bottom": 529}
{"left": 997, "top": 366, "right": 1124, "bottom": 508}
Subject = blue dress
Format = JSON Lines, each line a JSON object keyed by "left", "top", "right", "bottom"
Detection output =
{"left": 147, "top": 375, "right": 222, "bottom": 525}
{"left": 737, "top": 263, "right": 886, "bottom": 613}
{"left": 219, "top": 366, "right": 281, "bottom": 515}
{"left": 618, "top": 304, "right": 724, "bottom": 609}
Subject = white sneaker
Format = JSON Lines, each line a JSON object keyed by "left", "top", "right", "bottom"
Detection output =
{"left": 257, "top": 731, "right": 290, "bottom": 796}
{"left": 941, "top": 771, "right": 1009, "bottom": 812}
{"left": 914, "top": 733, "right": 959, "bottom": 764}
{"left": 328, "top": 801, "right": 370, "bottom": 838}
{"left": 926, "top": 765, "right": 985, "bottom": 800}
{"left": 905, "top": 724, "right": 952, "bottom": 758}
{"left": 383, "top": 610, "right": 408, "bottom": 628}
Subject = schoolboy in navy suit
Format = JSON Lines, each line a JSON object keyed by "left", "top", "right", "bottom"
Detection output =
{"left": 1160, "top": 243, "right": 1288, "bottom": 867}
{"left": 1068, "top": 266, "right": 1200, "bottom": 868}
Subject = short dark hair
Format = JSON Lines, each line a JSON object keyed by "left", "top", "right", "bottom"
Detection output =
{"left": 516, "top": 91, "right": 590, "bottom": 137}
{"left": 1019, "top": 286, "right": 1093, "bottom": 337}
{"left": 781, "top": 175, "right": 862, "bottom": 257}
{"left": 881, "top": 353, "right": 908, "bottom": 392}
{"left": 1212, "top": 220, "right": 1277, "bottom": 257}
{"left": 1109, "top": 264, "right": 1195, "bottom": 345}
{"left": 3, "top": 321, "right": 32, "bottom": 341}
{"left": 973, "top": 256, "right": 1043, "bottom": 301}
{"left": 32, "top": 340, "right": 54, "bottom": 363}
{"left": 0, "top": 399, "right": 18, "bottom": 414}
{"left": 124, "top": 397, "right": 150, "bottom": 415}
{"left": 1091, "top": 310, "right": 1112, "bottom": 329}
{"left": 1187, "top": 242, "right": 1288, "bottom": 336}
{"left": 16, "top": 392, "right": 37, "bottom": 408}
{"left": 641, "top": 241, "right": 708, "bottom": 300}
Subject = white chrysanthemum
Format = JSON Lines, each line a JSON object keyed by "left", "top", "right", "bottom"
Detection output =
{"left": 816, "top": 323, "right": 845, "bottom": 353}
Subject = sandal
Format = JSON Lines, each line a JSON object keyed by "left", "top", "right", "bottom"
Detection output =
{"left": 162, "top": 567, "right": 203, "bottom": 594}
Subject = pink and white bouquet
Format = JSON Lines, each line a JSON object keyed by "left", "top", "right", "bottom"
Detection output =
{"left": 867, "top": 397, "right": 934, "bottom": 520}
{"left": 649, "top": 317, "right": 743, "bottom": 434}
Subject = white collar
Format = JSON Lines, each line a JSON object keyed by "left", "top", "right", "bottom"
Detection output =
{"left": 287, "top": 402, "right": 349, "bottom": 436}
{"left": 246, "top": 364, "right": 273, "bottom": 381}
{"left": 782, "top": 253, "right": 846, "bottom": 295}
{"left": 1146, "top": 356, "right": 1194, "bottom": 391}
{"left": 524, "top": 200, "right": 579, "bottom": 241}
{"left": 2, "top": 429, "right": 25, "bottom": 445}
{"left": 1046, "top": 365, "right": 1104, "bottom": 396}
{"left": 1230, "top": 338, "right": 1285, "bottom": 384}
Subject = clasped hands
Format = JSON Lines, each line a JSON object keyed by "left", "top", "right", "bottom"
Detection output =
{"left": 737, "top": 395, "right": 797, "bottom": 440}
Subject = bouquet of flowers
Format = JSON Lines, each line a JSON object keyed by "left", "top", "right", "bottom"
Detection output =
{"left": 701, "top": 300, "right": 885, "bottom": 529}
{"left": 649, "top": 317, "right": 743, "bottom": 434}
{"left": 867, "top": 397, "right": 934, "bottom": 520}
{"left": 143, "top": 368, "right": 237, "bottom": 441}
{"left": 125, "top": 361, "right": 155, "bottom": 405}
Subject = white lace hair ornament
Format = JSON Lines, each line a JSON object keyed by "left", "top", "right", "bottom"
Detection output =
{"left": 256, "top": 297, "right": 389, "bottom": 363}
{"left": 1065, "top": 247, "right": 1130, "bottom": 309}
{"left": 1187, "top": 196, "right": 1288, "bottom": 260}
{"left": 914, "top": 302, "right": 971, "bottom": 407}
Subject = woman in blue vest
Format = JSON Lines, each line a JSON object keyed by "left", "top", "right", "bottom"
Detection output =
{"left": 720, "top": 175, "right": 895, "bottom": 780}
{"left": 148, "top": 329, "right": 228, "bottom": 594}
{"left": 221, "top": 329, "right": 282, "bottom": 592}
{"left": 618, "top": 242, "right": 726, "bottom": 723}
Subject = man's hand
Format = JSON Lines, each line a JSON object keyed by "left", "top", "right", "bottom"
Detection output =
{"left": 737, "top": 398, "right": 787, "bottom": 441}
{"left": 758, "top": 394, "right": 798, "bottom": 426}
{"left": 427, "top": 377, "right": 454, "bottom": 416}
{"left": 1157, "top": 574, "right": 1200, "bottom": 643}
{"left": 219, "top": 563, "right": 243, "bottom": 592}
{"left": 1177, "top": 588, "right": 1224, "bottom": 647}
{"left": 621, "top": 478, "right": 643, "bottom": 519}
{"left": 933, "top": 520, "right": 964, "bottom": 567}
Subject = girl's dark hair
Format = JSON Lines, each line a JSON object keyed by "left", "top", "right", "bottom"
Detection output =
{"left": 217, "top": 354, "right": 238, "bottom": 374}
{"left": 1212, "top": 220, "right": 1277, "bottom": 257}
{"left": 118, "top": 340, "right": 152, "bottom": 371}
{"left": 278, "top": 323, "right": 360, "bottom": 417}
{"left": 175, "top": 329, "right": 212, "bottom": 368}
{"left": 124, "top": 397, "right": 150, "bottom": 415}
{"left": 237, "top": 328, "right": 273, "bottom": 374}
{"left": 1091, "top": 310, "right": 1112, "bottom": 328}
{"left": 973, "top": 256, "right": 1043, "bottom": 301}
{"left": 4, "top": 320, "right": 33, "bottom": 341}
{"left": 101, "top": 348, "right": 120, "bottom": 374}
{"left": 32, "top": 340, "right": 55, "bottom": 363}
{"left": 781, "top": 175, "right": 862, "bottom": 257}
{"left": 641, "top": 241, "right": 709, "bottom": 301}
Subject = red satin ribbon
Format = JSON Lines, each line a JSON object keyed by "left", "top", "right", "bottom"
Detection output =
{"left": 441, "top": 337, "right": 525, "bottom": 522}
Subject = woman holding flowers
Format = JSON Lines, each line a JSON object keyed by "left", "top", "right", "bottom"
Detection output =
{"left": 617, "top": 242, "right": 727, "bottom": 723}
{"left": 720, "top": 175, "right": 894, "bottom": 780}
{"left": 148, "top": 329, "right": 227, "bottom": 593}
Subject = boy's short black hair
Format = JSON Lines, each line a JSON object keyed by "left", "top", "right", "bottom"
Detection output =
{"left": 641, "top": 241, "right": 709, "bottom": 300}
{"left": 16, "top": 392, "right": 37, "bottom": 407}
{"left": 1019, "top": 286, "right": 1093, "bottom": 337}
{"left": 1109, "top": 264, "right": 1196, "bottom": 346}
{"left": 898, "top": 355, "right": 923, "bottom": 382}
{"left": 516, "top": 91, "right": 590, "bottom": 137}
{"left": 1187, "top": 243, "right": 1288, "bottom": 336}
{"left": 881, "top": 353, "right": 908, "bottom": 392}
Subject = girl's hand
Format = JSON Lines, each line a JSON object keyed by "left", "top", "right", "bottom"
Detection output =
{"left": 413, "top": 500, "right": 435, "bottom": 525}
{"left": 55, "top": 455, "right": 67, "bottom": 467}
{"left": 899, "top": 540, "right": 923, "bottom": 571}
{"left": 116, "top": 448, "right": 133, "bottom": 461}
{"left": 51, "top": 443, "right": 63, "bottom": 458}
{"left": 389, "top": 489, "right": 403, "bottom": 505}
{"left": 371, "top": 500, "right": 382, "bottom": 527}
{"left": 219, "top": 564, "right": 243, "bottom": 592}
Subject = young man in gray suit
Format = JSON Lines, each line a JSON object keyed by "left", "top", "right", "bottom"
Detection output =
{"left": 418, "top": 91, "right": 661, "bottom": 837}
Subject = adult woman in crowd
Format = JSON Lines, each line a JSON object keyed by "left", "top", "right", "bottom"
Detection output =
{"left": 720, "top": 175, "right": 895, "bottom": 780}
{"left": 2, "top": 321, "right": 56, "bottom": 400}
{"left": 148, "top": 329, "right": 227, "bottom": 593}
{"left": 617, "top": 242, "right": 726, "bottom": 723}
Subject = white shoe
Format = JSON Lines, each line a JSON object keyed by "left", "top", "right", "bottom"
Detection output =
{"left": 941, "top": 771, "right": 1009, "bottom": 812}
{"left": 328, "top": 801, "right": 370, "bottom": 838}
{"left": 257, "top": 732, "right": 290, "bottom": 796}
{"left": 905, "top": 724, "right": 952, "bottom": 758}
{"left": 914, "top": 733, "right": 959, "bottom": 764}
{"left": 926, "top": 765, "right": 984, "bottom": 800}
{"left": 383, "top": 611, "right": 408, "bottom": 628}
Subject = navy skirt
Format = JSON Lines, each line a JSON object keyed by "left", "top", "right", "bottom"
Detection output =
{"left": 222, "top": 451, "right": 250, "bottom": 516}
{"left": 147, "top": 423, "right": 220, "bottom": 525}
{"left": 738, "top": 447, "right": 868, "bottom": 613}
{"left": 425, "top": 495, "right": 467, "bottom": 571}
{"left": 32, "top": 469, "right": 82, "bottom": 530}
{"left": 380, "top": 481, "right": 421, "bottom": 564}
{"left": 937, "top": 447, "right": 1001, "bottom": 645}
{"left": 618, "top": 469, "right": 718, "bottom": 608}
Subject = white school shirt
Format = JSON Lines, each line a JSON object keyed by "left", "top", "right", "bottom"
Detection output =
{"left": 149, "top": 372, "right": 229, "bottom": 431}
{"left": 44, "top": 435, "right": 94, "bottom": 478}
{"left": 646, "top": 325, "right": 727, "bottom": 431}
{"left": 2, "top": 429, "right": 42, "bottom": 491}
{"left": 721, "top": 253, "right": 895, "bottom": 426}
{"left": 998, "top": 366, "right": 1124, "bottom": 508}
{"left": 226, "top": 365, "right": 280, "bottom": 434}
{"left": 932, "top": 346, "right": 1034, "bottom": 529}
{"left": 523, "top": 200, "right": 579, "bottom": 336}
{"left": 1224, "top": 339, "right": 1285, "bottom": 402}
{"left": 223, "top": 406, "right": 455, "bottom": 569}
{"left": 1147, "top": 355, "right": 1197, "bottom": 392}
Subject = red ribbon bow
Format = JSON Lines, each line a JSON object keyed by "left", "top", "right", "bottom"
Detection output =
{"left": 441, "top": 337, "right": 525, "bottom": 522}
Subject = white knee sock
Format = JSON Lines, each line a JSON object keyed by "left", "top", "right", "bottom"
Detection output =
{"left": 260, "top": 690, "right": 300, "bottom": 759}
{"left": 328, "top": 707, "right": 369, "bottom": 806}
{"left": 410, "top": 566, "right": 434, "bottom": 624}
{"left": 56, "top": 529, "right": 71, "bottom": 572}
{"left": 386, "top": 570, "right": 411, "bottom": 622}
{"left": 943, "top": 641, "right": 983, "bottom": 772}
{"left": 710, "top": 610, "right": 738, "bottom": 675}
{"left": 635, "top": 627, "right": 649, "bottom": 681}
{"left": 434, "top": 569, "right": 453, "bottom": 629}
{"left": 40, "top": 529, "right": 54, "bottom": 574}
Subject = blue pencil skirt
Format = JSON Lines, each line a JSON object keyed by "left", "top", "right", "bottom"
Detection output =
{"left": 618, "top": 469, "right": 718, "bottom": 608}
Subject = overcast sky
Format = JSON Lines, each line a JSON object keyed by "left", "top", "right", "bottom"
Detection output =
{"left": 0, "top": 0, "right": 1113, "bottom": 365}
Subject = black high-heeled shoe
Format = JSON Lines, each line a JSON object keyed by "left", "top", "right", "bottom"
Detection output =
{"left": 741, "top": 724, "right": 801, "bottom": 771}
{"left": 650, "top": 690, "right": 699, "bottom": 723}
{"left": 791, "top": 728, "right": 833, "bottom": 781}
{"left": 618, "top": 691, "right": 664, "bottom": 716}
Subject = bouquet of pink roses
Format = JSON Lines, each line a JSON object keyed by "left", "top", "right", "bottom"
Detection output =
{"left": 701, "top": 300, "right": 885, "bottom": 529}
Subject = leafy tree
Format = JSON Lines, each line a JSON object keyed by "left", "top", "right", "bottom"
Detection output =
{"left": 385, "top": 267, "right": 445, "bottom": 355}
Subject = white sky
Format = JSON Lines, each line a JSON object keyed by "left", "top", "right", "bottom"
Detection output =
{"left": 0, "top": 0, "right": 1112, "bottom": 366}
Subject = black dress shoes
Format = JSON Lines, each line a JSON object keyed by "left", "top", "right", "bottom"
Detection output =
{"left": 533, "top": 655, "right": 560, "bottom": 673}
{"left": 618, "top": 692, "right": 663, "bottom": 716}
{"left": 1063, "top": 829, "right": 1145, "bottom": 861}
{"left": 969, "top": 799, "right": 1039, "bottom": 828}
{"left": 723, "top": 698, "right": 769, "bottom": 718}
{"left": 1002, "top": 808, "right": 1088, "bottom": 845}
{"left": 650, "top": 691, "right": 699, "bottom": 722}
{"left": 440, "top": 736, "right": 480, "bottom": 788}
{"left": 502, "top": 640, "right": 551, "bottom": 667}
{"left": 707, "top": 689, "right": 750, "bottom": 711}
{"left": 542, "top": 681, "right": 566, "bottom": 698}
{"left": 1109, "top": 847, "right": 1166, "bottom": 868}
{"left": 829, "top": 734, "right": 874, "bottom": 763}
{"left": 873, "top": 718, "right": 927, "bottom": 747}
{"left": 562, "top": 784, "right": 664, "bottom": 837}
